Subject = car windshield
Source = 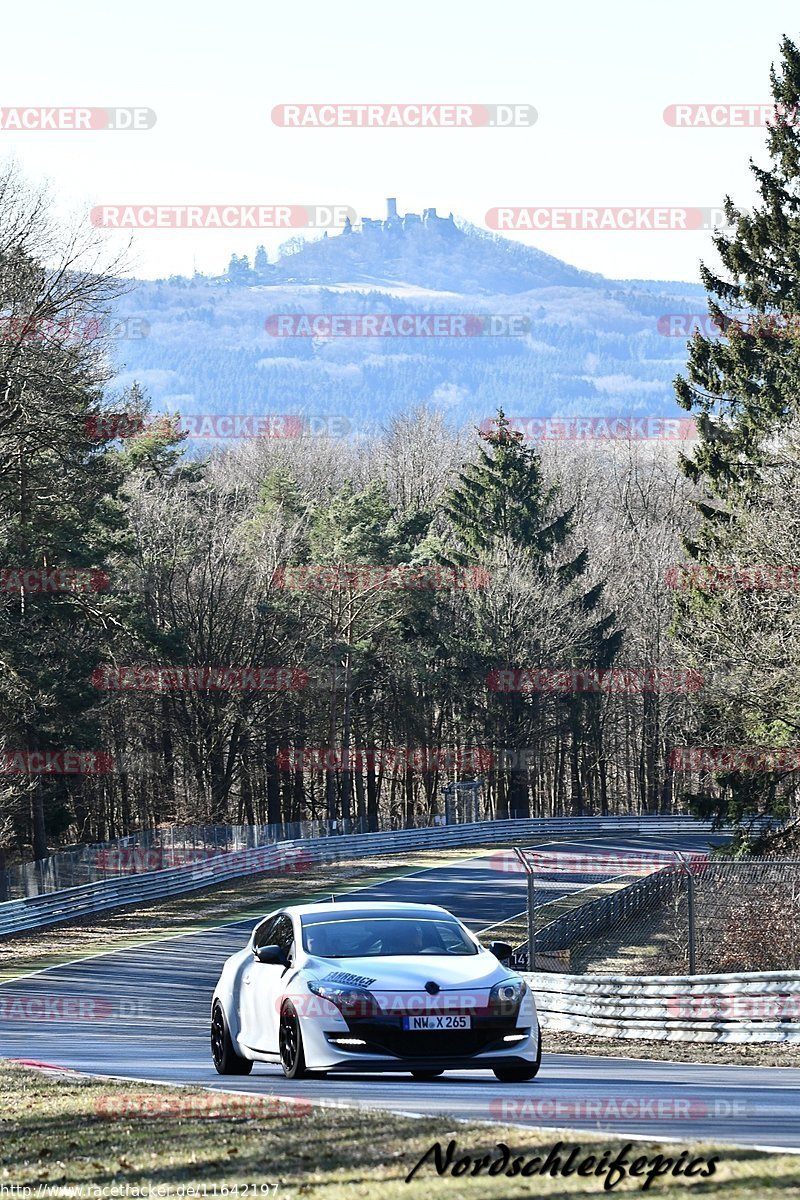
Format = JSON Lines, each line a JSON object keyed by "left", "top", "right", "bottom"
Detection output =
{"left": 301, "top": 915, "right": 479, "bottom": 958}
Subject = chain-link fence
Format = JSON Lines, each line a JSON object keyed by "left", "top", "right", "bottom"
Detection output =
{"left": 0, "top": 799, "right": 501, "bottom": 900}
{"left": 653, "top": 858, "right": 800, "bottom": 976}
{"left": 1, "top": 778, "right": 502, "bottom": 900}
{"left": 510, "top": 851, "right": 800, "bottom": 976}
{"left": 0, "top": 817, "right": 379, "bottom": 900}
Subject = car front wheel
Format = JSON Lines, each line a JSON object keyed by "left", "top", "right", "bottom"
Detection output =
{"left": 211, "top": 1002, "right": 253, "bottom": 1076}
{"left": 279, "top": 1001, "right": 309, "bottom": 1079}
{"left": 493, "top": 1028, "right": 541, "bottom": 1083}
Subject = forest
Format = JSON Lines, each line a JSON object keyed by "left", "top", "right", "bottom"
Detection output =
{"left": 4, "top": 40, "right": 800, "bottom": 864}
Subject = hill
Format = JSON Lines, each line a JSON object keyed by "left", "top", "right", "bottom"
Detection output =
{"left": 107, "top": 201, "right": 707, "bottom": 437}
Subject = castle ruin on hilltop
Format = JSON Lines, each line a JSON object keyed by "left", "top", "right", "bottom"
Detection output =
{"left": 225, "top": 198, "right": 459, "bottom": 280}
{"left": 342, "top": 197, "right": 458, "bottom": 236}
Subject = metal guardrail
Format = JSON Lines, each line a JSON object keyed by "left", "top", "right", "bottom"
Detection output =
{"left": 0, "top": 816, "right": 712, "bottom": 937}
{"left": 0, "top": 817, "right": 377, "bottom": 900}
{"left": 525, "top": 968, "right": 800, "bottom": 1043}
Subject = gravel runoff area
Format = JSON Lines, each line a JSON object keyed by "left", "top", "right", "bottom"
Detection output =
{"left": 543, "top": 1030, "right": 800, "bottom": 1068}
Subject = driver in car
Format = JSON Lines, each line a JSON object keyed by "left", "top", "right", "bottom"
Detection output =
{"left": 386, "top": 922, "right": 433, "bottom": 955}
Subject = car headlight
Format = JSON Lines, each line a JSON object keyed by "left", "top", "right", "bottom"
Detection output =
{"left": 488, "top": 978, "right": 526, "bottom": 1017}
{"left": 308, "top": 981, "right": 381, "bottom": 1019}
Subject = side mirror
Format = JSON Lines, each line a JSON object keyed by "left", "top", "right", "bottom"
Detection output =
{"left": 254, "top": 943, "right": 287, "bottom": 965}
{"left": 488, "top": 940, "right": 514, "bottom": 962}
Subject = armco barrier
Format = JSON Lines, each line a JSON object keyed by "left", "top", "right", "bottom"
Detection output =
{"left": 1, "top": 817, "right": 381, "bottom": 900}
{"left": 0, "top": 816, "right": 712, "bottom": 937}
{"left": 525, "top": 969, "right": 800, "bottom": 1043}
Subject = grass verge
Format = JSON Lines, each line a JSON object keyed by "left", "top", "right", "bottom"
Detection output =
{"left": 1, "top": 1062, "right": 798, "bottom": 1197}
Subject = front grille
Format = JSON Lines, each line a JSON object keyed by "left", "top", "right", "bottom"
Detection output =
{"left": 339, "top": 1014, "right": 522, "bottom": 1058}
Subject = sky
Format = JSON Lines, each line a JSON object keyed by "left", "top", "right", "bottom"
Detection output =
{"left": 2, "top": 0, "right": 799, "bottom": 283}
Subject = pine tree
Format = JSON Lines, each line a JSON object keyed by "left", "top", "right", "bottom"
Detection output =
{"left": 0, "top": 311, "right": 137, "bottom": 857}
{"left": 442, "top": 410, "right": 620, "bottom": 818}
{"left": 305, "top": 481, "right": 433, "bottom": 823}
{"left": 676, "top": 37, "right": 800, "bottom": 545}
{"left": 443, "top": 410, "right": 575, "bottom": 570}
{"left": 673, "top": 37, "right": 800, "bottom": 830}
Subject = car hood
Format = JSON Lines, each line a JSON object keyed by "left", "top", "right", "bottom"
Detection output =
{"left": 305, "top": 953, "right": 512, "bottom": 992}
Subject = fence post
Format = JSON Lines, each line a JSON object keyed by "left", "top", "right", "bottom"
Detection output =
{"left": 514, "top": 846, "right": 535, "bottom": 970}
{"left": 527, "top": 871, "right": 535, "bottom": 970}
{"left": 442, "top": 784, "right": 454, "bottom": 826}
{"left": 687, "top": 868, "right": 696, "bottom": 974}
{"left": 675, "top": 851, "right": 696, "bottom": 974}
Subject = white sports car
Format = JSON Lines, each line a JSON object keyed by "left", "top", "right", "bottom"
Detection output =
{"left": 211, "top": 901, "right": 541, "bottom": 1081}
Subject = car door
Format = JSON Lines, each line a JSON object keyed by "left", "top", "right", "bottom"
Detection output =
{"left": 240, "top": 914, "right": 295, "bottom": 1053}
{"left": 239, "top": 914, "right": 277, "bottom": 1050}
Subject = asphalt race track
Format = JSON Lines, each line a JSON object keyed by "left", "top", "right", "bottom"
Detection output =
{"left": 3, "top": 832, "right": 800, "bottom": 1152}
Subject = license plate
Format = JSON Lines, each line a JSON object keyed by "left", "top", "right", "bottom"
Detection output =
{"left": 402, "top": 1014, "right": 471, "bottom": 1031}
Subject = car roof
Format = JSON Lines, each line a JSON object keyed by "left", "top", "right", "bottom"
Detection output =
{"left": 280, "top": 901, "right": 454, "bottom": 917}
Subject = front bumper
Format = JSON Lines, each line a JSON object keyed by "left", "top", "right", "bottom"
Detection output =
{"left": 303, "top": 1019, "right": 540, "bottom": 1072}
